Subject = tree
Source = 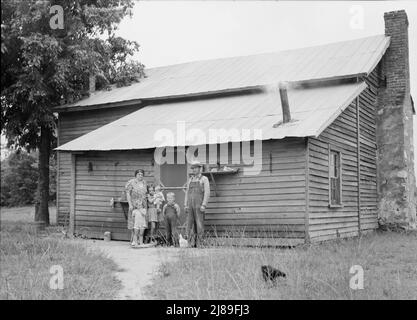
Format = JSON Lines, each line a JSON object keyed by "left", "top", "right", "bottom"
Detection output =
{"left": 1, "top": 0, "right": 145, "bottom": 225}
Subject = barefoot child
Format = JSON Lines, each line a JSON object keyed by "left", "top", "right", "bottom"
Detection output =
{"left": 162, "top": 192, "right": 181, "bottom": 247}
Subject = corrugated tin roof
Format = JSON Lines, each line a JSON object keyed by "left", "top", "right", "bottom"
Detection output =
{"left": 56, "top": 81, "right": 367, "bottom": 151}
{"left": 59, "top": 34, "right": 388, "bottom": 110}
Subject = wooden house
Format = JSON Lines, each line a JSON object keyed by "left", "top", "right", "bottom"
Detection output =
{"left": 55, "top": 11, "right": 416, "bottom": 244}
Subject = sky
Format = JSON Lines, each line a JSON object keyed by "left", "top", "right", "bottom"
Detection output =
{"left": 1, "top": 1, "right": 417, "bottom": 178}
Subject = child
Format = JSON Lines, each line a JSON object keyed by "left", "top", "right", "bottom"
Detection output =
{"left": 131, "top": 207, "right": 147, "bottom": 246}
{"left": 154, "top": 184, "right": 165, "bottom": 229}
{"left": 146, "top": 184, "right": 158, "bottom": 243}
{"left": 162, "top": 192, "right": 181, "bottom": 247}
{"left": 154, "top": 185, "right": 165, "bottom": 214}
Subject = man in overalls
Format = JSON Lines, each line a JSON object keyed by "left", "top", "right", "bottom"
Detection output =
{"left": 184, "top": 161, "right": 210, "bottom": 247}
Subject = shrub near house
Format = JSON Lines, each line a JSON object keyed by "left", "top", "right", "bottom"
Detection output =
{"left": 0, "top": 151, "right": 56, "bottom": 207}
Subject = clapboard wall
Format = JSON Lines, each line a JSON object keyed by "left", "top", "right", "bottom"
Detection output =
{"left": 73, "top": 150, "right": 154, "bottom": 240}
{"left": 69, "top": 138, "right": 307, "bottom": 243}
{"left": 358, "top": 70, "right": 379, "bottom": 232}
{"left": 306, "top": 69, "right": 379, "bottom": 242}
{"left": 57, "top": 105, "right": 141, "bottom": 225}
{"left": 204, "top": 138, "right": 307, "bottom": 244}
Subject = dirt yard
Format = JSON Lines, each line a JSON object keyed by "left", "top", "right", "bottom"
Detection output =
{"left": 78, "top": 240, "right": 181, "bottom": 299}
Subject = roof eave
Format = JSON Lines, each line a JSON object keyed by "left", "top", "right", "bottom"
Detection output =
{"left": 53, "top": 74, "right": 370, "bottom": 113}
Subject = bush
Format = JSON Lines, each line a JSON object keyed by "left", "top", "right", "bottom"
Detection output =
{"left": 0, "top": 150, "right": 56, "bottom": 207}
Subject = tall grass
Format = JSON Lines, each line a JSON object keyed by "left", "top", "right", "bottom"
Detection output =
{"left": 146, "top": 231, "right": 417, "bottom": 300}
{"left": 0, "top": 224, "right": 122, "bottom": 300}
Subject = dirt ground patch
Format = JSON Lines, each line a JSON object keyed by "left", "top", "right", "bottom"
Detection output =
{"left": 78, "top": 239, "right": 182, "bottom": 299}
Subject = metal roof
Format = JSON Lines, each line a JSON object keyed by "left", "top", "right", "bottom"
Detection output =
{"left": 58, "top": 34, "right": 389, "bottom": 110}
{"left": 56, "top": 81, "right": 367, "bottom": 151}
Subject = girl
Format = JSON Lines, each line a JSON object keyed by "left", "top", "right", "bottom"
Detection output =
{"left": 146, "top": 184, "right": 158, "bottom": 244}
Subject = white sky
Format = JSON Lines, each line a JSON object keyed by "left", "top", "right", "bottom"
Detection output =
{"left": 113, "top": 0, "right": 417, "bottom": 177}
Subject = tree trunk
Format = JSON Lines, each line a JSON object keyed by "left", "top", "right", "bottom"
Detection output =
{"left": 34, "top": 125, "right": 50, "bottom": 225}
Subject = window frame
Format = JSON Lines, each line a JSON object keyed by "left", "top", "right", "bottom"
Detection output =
{"left": 328, "top": 145, "right": 343, "bottom": 208}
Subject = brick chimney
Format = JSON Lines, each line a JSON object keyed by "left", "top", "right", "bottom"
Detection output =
{"left": 376, "top": 10, "right": 416, "bottom": 229}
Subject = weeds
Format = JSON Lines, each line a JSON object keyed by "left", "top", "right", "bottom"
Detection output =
{"left": 146, "top": 231, "right": 417, "bottom": 300}
{"left": 0, "top": 223, "right": 122, "bottom": 300}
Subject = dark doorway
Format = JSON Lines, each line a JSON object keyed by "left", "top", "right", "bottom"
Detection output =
{"left": 160, "top": 158, "right": 188, "bottom": 232}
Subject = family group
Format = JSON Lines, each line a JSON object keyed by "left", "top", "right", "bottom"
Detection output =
{"left": 124, "top": 161, "right": 210, "bottom": 248}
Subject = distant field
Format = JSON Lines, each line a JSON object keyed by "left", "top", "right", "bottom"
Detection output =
{"left": 147, "top": 231, "right": 417, "bottom": 300}
{"left": 0, "top": 206, "right": 57, "bottom": 225}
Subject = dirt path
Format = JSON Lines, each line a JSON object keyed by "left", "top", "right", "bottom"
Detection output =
{"left": 80, "top": 239, "right": 180, "bottom": 299}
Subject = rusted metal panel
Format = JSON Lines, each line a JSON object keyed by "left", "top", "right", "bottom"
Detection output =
{"left": 56, "top": 82, "right": 367, "bottom": 151}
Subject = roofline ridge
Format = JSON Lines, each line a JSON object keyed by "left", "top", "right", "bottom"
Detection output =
{"left": 145, "top": 34, "right": 387, "bottom": 71}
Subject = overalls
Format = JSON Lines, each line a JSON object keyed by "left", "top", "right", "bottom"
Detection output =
{"left": 186, "top": 177, "right": 205, "bottom": 247}
{"left": 165, "top": 204, "right": 178, "bottom": 246}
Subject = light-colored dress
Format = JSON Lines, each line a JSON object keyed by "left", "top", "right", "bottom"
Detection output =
{"left": 125, "top": 178, "right": 147, "bottom": 230}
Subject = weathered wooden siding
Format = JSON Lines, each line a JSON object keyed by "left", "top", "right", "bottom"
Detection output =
{"left": 358, "top": 70, "right": 379, "bottom": 232}
{"left": 307, "top": 71, "right": 379, "bottom": 242}
{"left": 73, "top": 150, "right": 154, "bottom": 240}
{"left": 204, "top": 138, "right": 307, "bottom": 242}
{"left": 308, "top": 105, "right": 360, "bottom": 242}
{"left": 57, "top": 105, "right": 140, "bottom": 225}
{"left": 70, "top": 138, "right": 307, "bottom": 242}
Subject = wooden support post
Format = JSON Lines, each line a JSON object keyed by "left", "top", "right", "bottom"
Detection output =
{"left": 69, "top": 153, "right": 76, "bottom": 235}
{"left": 209, "top": 172, "right": 218, "bottom": 197}
{"left": 56, "top": 116, "right": 60, "bottom": 226}
{"left": 356, "top": 95, "right": 362, "bottom": 236}
{"left": 304, "top": 138, "right": 310, "bottom": 244}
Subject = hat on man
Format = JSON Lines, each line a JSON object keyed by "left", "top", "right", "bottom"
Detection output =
{"left": 190, "top": 160, "right": 204, "bottom": 168}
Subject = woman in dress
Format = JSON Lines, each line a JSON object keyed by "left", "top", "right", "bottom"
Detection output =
{"left": 125, "top": 169, "right": 148, "bottom": 246}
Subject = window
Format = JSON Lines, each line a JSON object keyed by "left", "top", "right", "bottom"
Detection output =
{"left": 329, "top": 149, "right": 342, "bottom": 206}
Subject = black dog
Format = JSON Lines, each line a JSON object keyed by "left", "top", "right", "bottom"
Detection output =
{"left": 261, "top": 265, "right": 286, "bottom": 282}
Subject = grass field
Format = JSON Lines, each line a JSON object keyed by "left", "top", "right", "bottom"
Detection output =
{"left": 146, "top": 231, "right": 417, "bottom": 300}
{"left": 0, "top": 205, "right": 57, "bottom": 225}
{"left": 0, "top": 206, "right": 122, "bottom": 300}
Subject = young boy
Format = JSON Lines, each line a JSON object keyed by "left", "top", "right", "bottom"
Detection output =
{"left": 162, "top": 192, "right": 181, "bottom": 247}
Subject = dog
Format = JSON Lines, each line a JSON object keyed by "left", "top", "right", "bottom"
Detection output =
{"left": 261, "top": 265, "right": 286, "bottom": 283}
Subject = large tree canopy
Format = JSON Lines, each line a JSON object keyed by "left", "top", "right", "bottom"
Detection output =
{"left": 1, "top": 0, "right": 145, "bottom": 224}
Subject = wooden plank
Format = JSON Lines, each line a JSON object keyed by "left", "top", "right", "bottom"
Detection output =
{"left": 356, "top": 94, "right": 361, "bottom": 235}
{"left": 205, "top": 212, "right": 306, "bottom": 220}
{"left": 305, "top": 137, "right": 310, "bottom": 243}
{"left": 69, "top": 154, "right": 76, "bottom": 235}
{"left": 204, "top": 237, "right": 304, "bottom": 247}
